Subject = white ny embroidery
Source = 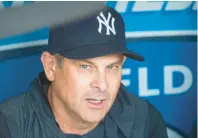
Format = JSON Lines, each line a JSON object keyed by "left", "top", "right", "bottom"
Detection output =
{"left": 96, "top": 12, "right": 116, "bottom": 35}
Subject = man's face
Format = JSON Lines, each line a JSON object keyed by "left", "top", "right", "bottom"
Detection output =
{"left": 53, "top": 54, "right": 125, "bottom": 124}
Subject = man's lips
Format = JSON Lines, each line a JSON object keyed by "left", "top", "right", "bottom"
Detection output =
{"left": 86, "top": 98, "right": 107, "bottom": 101}
{"left": 86, "top": 98, "right": 107, "bottom": 108}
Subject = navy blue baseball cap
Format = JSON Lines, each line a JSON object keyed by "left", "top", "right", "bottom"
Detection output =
{"left": 47, "top": 6, "right": 144, "bottom": 61}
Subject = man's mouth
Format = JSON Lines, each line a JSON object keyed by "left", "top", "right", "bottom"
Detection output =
{"left": 86, "top": 98, "right": 107, "bottom": 108}
{"left": 87, "top": 99, "right": 105, "bottom": 104}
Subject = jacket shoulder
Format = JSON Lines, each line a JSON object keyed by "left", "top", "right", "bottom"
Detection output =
{"left": 0, "top": 93, "right": 27, "bottom": 113}
{"left": 0, "top": 93, "right": 29, "bottom": 138}
{"left": 146, "top": 103, "right": 168, "bottom": 138}
{"left": 119, "top": 84, "right": 168, "bottom": 137}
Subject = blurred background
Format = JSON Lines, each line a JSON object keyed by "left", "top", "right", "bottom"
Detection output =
{"left": 0, "top": 1, "right": 197, "bottom": 138}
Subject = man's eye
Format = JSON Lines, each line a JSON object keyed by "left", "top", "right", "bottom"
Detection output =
{"left": 107, "top": 65, "right": 117, "bottom": 70}
{"left": 80, "top": 65, "right": 90, "bottom": 69}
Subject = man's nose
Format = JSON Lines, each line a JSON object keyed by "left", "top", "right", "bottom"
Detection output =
{"left": 91, "top": 72, "right": 108, "bottom": 92}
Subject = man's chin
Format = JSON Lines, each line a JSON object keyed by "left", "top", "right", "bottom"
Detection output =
{"left": 82, "top": 113, "right": 106, "bottom": 124}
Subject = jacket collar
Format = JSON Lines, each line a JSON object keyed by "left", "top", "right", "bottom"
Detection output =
{"left": 109, "top": 83, "right": 135, "bottom": 138}
{"left": 32, "top": 72, "right": 135, "bottom": 138}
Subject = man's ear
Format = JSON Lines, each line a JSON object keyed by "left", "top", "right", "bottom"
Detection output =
{"left": 41, "top": 52, "right": 57, "bottom": 81}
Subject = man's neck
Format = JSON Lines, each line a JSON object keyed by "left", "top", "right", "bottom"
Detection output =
{"left": 47, "top": 85, "right": 98, "bottom": 135}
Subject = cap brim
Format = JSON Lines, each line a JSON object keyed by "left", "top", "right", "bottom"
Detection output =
{"left": 58, "top": 43, "right": 144, "bottom": 61}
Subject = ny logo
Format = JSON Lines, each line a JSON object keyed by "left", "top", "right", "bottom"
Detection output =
{"left": 96, "top": 12, "right": 116, "bottom": 35}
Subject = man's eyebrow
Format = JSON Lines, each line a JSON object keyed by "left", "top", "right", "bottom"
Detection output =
{"left": 78, "top": 59, "right": 96, "bottom": 65}
{"left": 108, "top": 59, "right": 123, "bottom": 66}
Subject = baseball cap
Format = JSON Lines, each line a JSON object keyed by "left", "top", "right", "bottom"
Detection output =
{"left": 47, "top": 6, "right": 144, "bottom": 61}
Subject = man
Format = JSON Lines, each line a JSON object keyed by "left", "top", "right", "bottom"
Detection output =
{"left": 0, "top": 6, "right": 168, "bottom": 138}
